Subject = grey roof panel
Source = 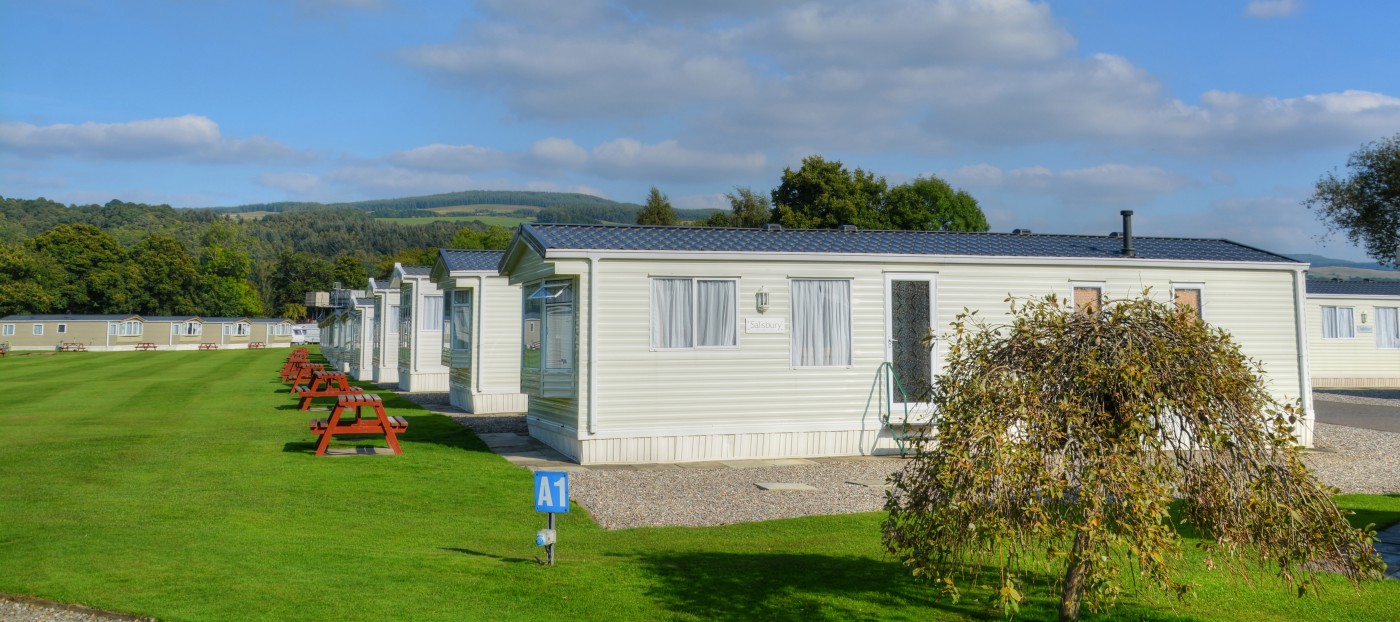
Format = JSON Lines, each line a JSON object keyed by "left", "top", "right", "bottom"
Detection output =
{"left": 440, "top": 249, "right": 506, "bottom": 272}
{"left": 399, "top": 265, "right": 433, "bottom": 277}
{"left": 518, "top": 224, "right": 1301, "bottom": 264}
{"left": 1306, "top": 280, "right": 1400, "bottom": 296}
{"left": 0, "top": 314, "right": 137, "bottom": 322}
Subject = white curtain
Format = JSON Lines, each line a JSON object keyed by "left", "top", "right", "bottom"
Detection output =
{"left": 452, "top": 290, "right": 472, "bottom": 351}
{"left": 791, "top": 280, "right": 851, "bottom": 367}
{"left": 422, "top": 295, "right": 444, "bottom": 331}
{"left": 696, "top": 280, "right": 736, "bottom": 347}
{"left": 387, "top": 305, "right": 399, "bottom": 335}
{"left": 1323, "top": 306, "right": 1355, "bottom": 339}
{"left": 545, "top": 305, "right": 574, "bottom": 368}
{"left": 651, "top": 278, "right": 693, "bottom": 348}
{"left": 1378, "top": 307, "right": 1400, "bottom": 348}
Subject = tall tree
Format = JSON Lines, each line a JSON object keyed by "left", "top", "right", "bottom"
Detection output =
{"left": 0, "top": 242, "right": 63, "bottom": 315}
{"left": 266, "top": 251, "right": 334, "bottom": 313}
{"left": 883, "top": 175, "right": 988, "bottom": 231}
{"left": 884, "top": 294, "right": 1383, "bottom": 621}
{"left": 771, "top": 155, "right": 887, "bottom": 229}
{"left": 1305, "top": 133, "right": 1400, "bottom": 267}
{"left": 450, "top": 225, "right": 514, "bottom": 250}
{"left": 725, "top": 186, "right": 771, "bottom": 228}
{"left": 27, "top": 223, "right": 132, "bottom": 313}
{"left": 635, "top": 187, "right": 679, "bottom": 226}
{"left": 332, "top": 255, "right": 368, "bottom": 289}
{"left": 130, "top": 233, "right": 202, "bottom": 316}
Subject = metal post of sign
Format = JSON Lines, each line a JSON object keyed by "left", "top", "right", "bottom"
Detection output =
{"left": 547, "top": 513, "right": 556, "bottom": 565}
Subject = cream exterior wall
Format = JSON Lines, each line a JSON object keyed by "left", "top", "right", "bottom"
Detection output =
{"left": 393, "top": 274, "right": 449, "bottom": 392}
{"left": 436, "top": 272, "right": 528, "bottom": 414}
{"left": 508, "top": 249, "right": 1310, "bottom": 464}
{"left": 1306, "top": 294, "right": 1400, "bottom": 387}
{"left": 372, "top": 292, "right": 400, "bottom": 386}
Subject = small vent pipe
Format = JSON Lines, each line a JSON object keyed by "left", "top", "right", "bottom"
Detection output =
{"left": 1120, "top": 210, "right": 1134, "bottom": 257}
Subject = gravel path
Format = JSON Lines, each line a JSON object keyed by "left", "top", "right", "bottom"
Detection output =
{"left": 0, "top": 596, "right": 152, "bottom": 622}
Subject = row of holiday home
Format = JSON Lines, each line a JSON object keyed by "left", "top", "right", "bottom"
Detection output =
{"left": 0, "top": 315, "right": 295, "bottom": 350}
{"left": 1304, "top": 280, "right": 1400, "bottom": 388}
{"left": 324, "top": 216, "right": 1323, "bottom": 465}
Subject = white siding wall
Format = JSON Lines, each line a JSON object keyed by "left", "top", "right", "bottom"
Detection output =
{"left": 509, "top": 252, "right": 583, "bottom": 430}
{"left": 397, "top": 276, "right": 450, "bottom": 392}
{"left": 372, "top": 294, "right": 400, "bottom": 386}
{"left": 1307, "top": 295, "right": 1400, "bottom": 387}
{"left": 531, "top": 255, "right": 1306, "bottom": 464}
{"left": 443, "top": 275, "right": 528, "bottom": 413}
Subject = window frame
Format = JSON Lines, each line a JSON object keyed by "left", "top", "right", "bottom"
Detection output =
{"left": 1321, "top": 305, "right": 1356, "bottom": 340}
{"left": 223, "top": 322, "right": 250, "bottom": 337}
{"left": 1375, "top": 306, "right": 1400, "bottom": 349}
{"left": 789, "top": 278, "right": 854, "bottom": 369}
{"left": 1171, "top": 282, "right": 1205, "bottom": 320}
{"left": 422, "top": 294, "right": 445, "bottom": 332}
{"left": 1070, "top": 281, "right": 1105, "bottom": 314}
{"left": 448, "top": 289, "right": 473, "bottom": 353}
{"left": 1, "top": 323, "right": 13, "bottom": 336}
{"left": 108, "top": 320, "right": 142, "bottom": 337}
{"left": 522, "top": 278, "right": 576, "bottom": 372}
{"left": 56, "top": 323, "right": 67, "bottom": 334}
{"left": 649, "top": 277, "right": 740, "bottom": 351}
{"left": 33, "top": 324, "right": 44, "bottom": 336}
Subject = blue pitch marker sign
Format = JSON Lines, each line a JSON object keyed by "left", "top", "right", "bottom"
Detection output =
{"left": 534, "top": 471, "right": 570, "bottom": 513}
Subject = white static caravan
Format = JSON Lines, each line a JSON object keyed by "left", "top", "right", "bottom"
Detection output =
{"left": 346, "top": 295, "right": 377, "bottom": 381}
{"left": 1306, "top": 280, "right": 1400, "bottom": 387}
{"left": 368, "top": 278, "right": 400, "bottom": 386}
{"left": 431, "top": 249, "right": 528, "bottom": 414}
{"left": 498, "top": 221, "right": 1315, "bottom": 466}
{"left": 391, "top": 263, "right": 449, "bottom": 392}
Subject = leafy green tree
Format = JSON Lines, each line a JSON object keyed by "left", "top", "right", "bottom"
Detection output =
{"left": 724, "top": 187, "right": 771, "bottom": 228}
{"left": 27, "top": 223, "right": 132, "bottom": 312}
{"left": 450, "top": 225, "right": 514, "bottom": 250}
{"left": 266, "top": 251, "right": 335, "bottom": 313}
{"left": 130, "top": 233, "right": 202, "bottom": 316}
{"left": 333, "top": 255, "right": 368, "bottom": 289}
{"left": 884, "top": 176, "right": 988, "bottom": 231}
{"left": 201, "top": 275, "right": 263, "bottom": 317}
{"left": 884, "top": 294, "right": 1383, "bottom": 621}
{"left": 771, "top": 155, "right": 887, "bottom": 229}
{"left": 636, "top": 187, "right": 678, "bottom": 226}
{"left": 1306, "top": 133, "right": 1400, "bottom": 267}
{"left": 198, "top": 220, "right": 253, "bottom": 279}
{"left": 0, "top": 242, "right": 63, "bottom": 315}
{"left": 282, "top": 302, "right": 308, "bottom": 321}
{"left": 373, "top": 248, "right": 438, "bottom": 279}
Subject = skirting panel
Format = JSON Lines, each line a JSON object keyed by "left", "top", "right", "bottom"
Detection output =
{"left": 1312, "top": 376, "right": 1400, "bottom": 388}
{"left": 373, "top": 365, "right": 398, "bottom": 386}
{"left": 528, "top": 419, "right": 581, "bottom": 462}
{"left": 450, "top": 379, "right": 529, "bottom": 414}
{"left": 569, "top": 426, "right": 912, "bottom": 465}
{"left": 397, "top": 371, "right": 449, "bottom": 393}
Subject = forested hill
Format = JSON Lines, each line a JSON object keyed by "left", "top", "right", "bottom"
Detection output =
{"left": 213, "top": 190, "right": 639, "bottom": 214}
{"left": 211, "top": 189, "right": 719, "bottom": 223}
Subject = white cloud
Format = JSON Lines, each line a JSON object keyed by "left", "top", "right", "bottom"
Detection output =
{"left": 945, "top": 163, "right": 1192, "bottom": 207}
{"left": 589, "top": 139, "right": 766, "bottom": 181}
{"left": 1245, "top": 0, "right": 1301, "bottom": 19}
{"left": 388, "top": 143, "right": 512, "bottom": 172}
{"left": 0, "top": 115, "right": 305, "bottom": 163}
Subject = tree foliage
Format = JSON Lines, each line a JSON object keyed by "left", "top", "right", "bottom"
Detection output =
{"left": 130, "top": 233, "right": 202, "bottom": 316}
{"left": 449, "top": 225, "right": 514, "bottom": 250}
{"left": 636, "top": 187, "right": 679, "bottom": 226}
{"left": 770, "top": 155, "right": 987, "bottom": 231}
{"left": 1306, "top": 133, "right": 1400, "bottom": 268}
{"left": 884, "top": 294, "right": 1383, "bottom": 621}
{"left": 706, "top": 187, "right": 772, "bottom": 228}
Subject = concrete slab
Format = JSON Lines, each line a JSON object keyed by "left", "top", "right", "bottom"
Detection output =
{"left": 720, "top": 460, "right": 781, "bottom": 469}
{"left": 322, "top": 447, "right": 398, "bottom": 457}
{"left": 846, "top": 479, "right": 892, "bottom": 488}
{"left": 767, "top": 458, "right": 819, "bottom": 467}
{"left": 526, "top": 464, "right": 591, "bottom": 473}
{"left": 755, "top": 482, "right": 817, "bottom": 491}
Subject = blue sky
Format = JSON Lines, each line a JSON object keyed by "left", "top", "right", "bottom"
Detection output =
{"left": 3, "top": 0, "right": 1398, "bottom": 260}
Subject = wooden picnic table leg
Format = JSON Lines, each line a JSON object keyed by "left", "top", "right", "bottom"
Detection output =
{"left": 373, "top": 402, "right": 403, "bottom": 455}
{"left": 314, "top": 402, "right": 346, "bottom": 457}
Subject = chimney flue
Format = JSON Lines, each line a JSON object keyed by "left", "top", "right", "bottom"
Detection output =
{"left": 1120, "top": 210, "right": 1134, "bottom": 257}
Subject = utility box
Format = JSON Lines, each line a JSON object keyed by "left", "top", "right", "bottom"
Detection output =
{"left": 305, "top": 291, "right": 330, "bottom": 307}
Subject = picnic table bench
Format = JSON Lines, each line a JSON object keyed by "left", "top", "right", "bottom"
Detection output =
{"left": 198, "top": 343, "right": 219, "bottom": 350}
{"left": 248, "top": 342, "right": 266, "bottom": 349}
{"left": 135, "top": 342, "right": 157, "bottom": 351}
{"left": 0, "top": 342, "right": 8, "bottom": 357}
{"left": 308, "top": 393, "right": 407, "bottom": 456}
{"left": 59, "top": 342, "right": 87, "bottom": 352}
{"left": 280, "top": 358, "right": 313, "bottom": 382}
{"left": 293, "top": 370, "right": 364, "bottom": 411}
{"left": 286, "top": 363, "right": 326, "bottom": 389}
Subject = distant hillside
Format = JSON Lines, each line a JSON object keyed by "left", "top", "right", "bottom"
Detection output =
{"left": 211, "top": 190, "right": 720, "bottom": 224}
{"left": 1289, "top": 253, "right": 1400, "bottom": 281}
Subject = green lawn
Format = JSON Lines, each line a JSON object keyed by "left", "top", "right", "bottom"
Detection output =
{"left": 0, "top": 349, "right": 1397, "bottom": 621}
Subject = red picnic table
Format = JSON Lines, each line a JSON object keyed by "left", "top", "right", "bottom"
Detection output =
{"left": 286, "top": 363, "right": 326, "bottom": 390}
{"left": 308, "top": 393, "right": 407, "bottom": 456}
{"left": 279, "top": 356, "right": 312, "bottom": 381}
{"left": 293, "top": 370, "right": 364, "bottom": 411}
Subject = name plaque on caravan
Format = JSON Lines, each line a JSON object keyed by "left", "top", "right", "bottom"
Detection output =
{"left": 745, "top": 317, "right": 786, "bottom": 334}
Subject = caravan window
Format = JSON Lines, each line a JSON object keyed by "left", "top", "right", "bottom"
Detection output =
{"left": 450, "top": 290, "right": 472, "bottom": 353}
{"left": 523, "top": 279, "right": 574, "bottom": 371}
{"left": 650, "top": 278, "right": 738, "bottom": 349}
{"left": 423, "top": 295, "right": 444, "bottom": 331}
{"left": 1321, "top": 306, "right": 1355, "bottom": 339}
{"left": 790, "top": 279, "right": 852, "bottom": 367}
{"left": 1377, "top": 307, "right": 1400, "bottom": 349}
{"left": 1172, "top": 284, "right": 1204, "bottom": 320}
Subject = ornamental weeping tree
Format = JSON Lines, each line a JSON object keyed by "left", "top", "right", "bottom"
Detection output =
{"left": 883, "top": 293, "right": 1383, "bottom": 621}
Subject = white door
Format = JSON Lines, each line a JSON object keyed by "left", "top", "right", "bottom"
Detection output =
{"left": 884, "top": 274, "right": 937, "bottom": 405}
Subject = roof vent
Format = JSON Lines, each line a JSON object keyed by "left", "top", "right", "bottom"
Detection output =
{"left": 839, "top": 224, "right": 858, "bottom": 232}
{"left": 1120, "top": 210, "right": 1135, "bottom": 257}
{"left": 764, "top": 224, "right": 783, "bottom": 232}
{"left": 1012, "top": 228, "right": 1032, "bottom": 235}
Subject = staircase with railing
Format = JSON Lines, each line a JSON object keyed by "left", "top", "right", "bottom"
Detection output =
{"left": 864, "top": 362, "right": 933, "bottom": 457}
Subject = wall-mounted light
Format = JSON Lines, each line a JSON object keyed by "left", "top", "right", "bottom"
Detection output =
{"left": 1362, "top": 312, "right": 1369, "bottom": 324}
{"left": 756, "top": 286, "right": 770, "bottom": 314}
